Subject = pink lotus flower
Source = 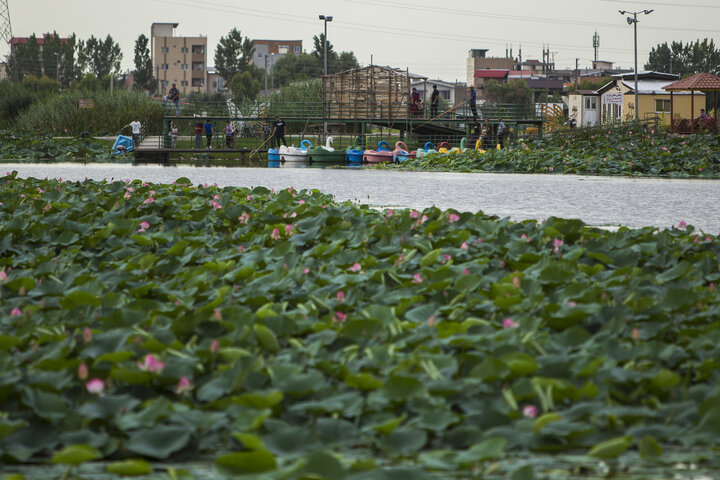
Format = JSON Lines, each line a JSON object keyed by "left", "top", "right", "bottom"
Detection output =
{"left": 137, "top": 221, "right": 150, "bottom": 233}
{"left": 210, "top": 200, "right": 222, "bottom": 210}
{"left": 124, "top": 191, "right": 131, "bottom": 199}
{"left": 270, "top": 228, "right": 281, "bottom": 240}
{"left": 83, "top": 327, "right": 92, "bottom": 343}
{"left": 553, "top": 238, "right": 564, "bottom": 253}
{"left": 567, "top": 301, "right": 576, "bottom": 307}
{"left": 207, "top": 339, "right": 219, "bottom": 354}
{"left": 303, "top": 268, "right": 310, "bottom": 274}
{"left": 503, "top": 318, "right": 519, "bottom": 328}
{"left": 349, "top": 262, "right": 362, "bottom": 272}
{"left": 284, "top": 224, "right": 294, "bottom": 236}
{"left": 409, "top": 210, "right": 419, "bottom": 219}
{"left": 238, "top": 212, "right": 250, "bottom": 224}
{"left": 238, "top": 245, "right": 244, "bottom": 253}
{"left": 213, "top": 308, "right": 222, "bottom": 320}
{"left": 333, "top": 311, "right": 347, "bottom": 323}
{"left": 143, "top": 197, "right": 154, "bottom": 204}
{"left": 78, "top": 363, "right": 88, "bottom": 380}
{"left": 137, "top": 354, "right": 165, "bottom": 373}
{"left": 213, "top": 194, "right": 220, "bottom": 200}
{"left": 246, "top": 195, "right": 253, "bottom": 202}
{"left": 86, "top": 378, "right": 105, "bottom": 396}
{"left": 462, "top": 268, "right": 469, "bottom": 275}
{"left": 513, "top": 276, "right": 520, "bottom": 288}
{"left": 523, "top": 405, "right": 538, "bottom": 418}
{"left": 386, "top": 208, "right": 395, "bottom": 217}
{"left": 632, "top": 328, "right": 640, "bottom": 340}
{"left": 43, "top": 203, "right": 51, "bottom": 212}
{"left": 448, "top": 213, "right": 460, "bottom": 223}
{"left": 460, "top": 242, "right": 468, "bottom": 250}
{"left": 443, "top": 254, "right": 452, "bottom": 262}
{"left": 175, "top": 376, "right": 194, "bottom": 395}
{"left": 336, "top": 291, "right": 345, "bottom": 302}
{"left": 0, "top": 270, "right": 7, "bottom": 282}
{"left": 427, "top": 316, "right": 436, "bottom": 327}
{"left": 548, "top": 167, "right": 553, "bottom": 171}
{"left": 412, "top": 273, "right": 424, "bottom": 284}
{"left": 678, "top": 221, "right": 687, "bottom": 229}
{"left": 10, "top": 307, "right": 22, "bottom": 317}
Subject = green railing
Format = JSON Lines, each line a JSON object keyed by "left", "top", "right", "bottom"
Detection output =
{"left": 161, "top": 100, "right": 542, "bottom": 122}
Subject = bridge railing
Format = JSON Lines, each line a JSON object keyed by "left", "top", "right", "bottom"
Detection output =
{"left": 163, "top": 100, "right": 542, "bottom": 122}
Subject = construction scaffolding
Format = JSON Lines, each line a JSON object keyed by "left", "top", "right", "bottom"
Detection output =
{"left": 322, "top": 65, "right": 427, "bottom": 120}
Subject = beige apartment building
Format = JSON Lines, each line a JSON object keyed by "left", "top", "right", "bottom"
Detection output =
{"left": 151, "top": 22, "right": 207, "bottom": 96}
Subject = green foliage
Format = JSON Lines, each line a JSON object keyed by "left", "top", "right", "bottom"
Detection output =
{"left": 485, "top": 79, "right": 533, "bottom": 106}
{"left": 20, "top": 75, "right": 59, "bottom": 102}
{"left": 133, "top": 34, "right": 155, "bottom": 93}
{"left": 214, "top": 28, "right": 255, "bottom": 84}
{"left": 0, "top": 131, "right": 114, "bottom": 161}
{"left": 645, "top": 38, "right": 720, "bottom": 76}
{"left": 1, "top": 174, "right": 720, "bottom": 477}
{"left": 271, "top": 53, "right": 322, "bottom": 87}
{"left": 394, "top": 122, "right": 720, "bottom": 178}
{"left": 76, "top": 34, "right": 123, "bottom": 78}
{"left": 13, "top": 89, "right": 161, "bottom": 136}
{"left": 230, "top": 71, "right": 261, "bottom": 101}
{"left": 0, "top": 81, "right": 35, "bottom": 128}
{"left": 311, "top": 33, "right": 360, "bottom": 75}
{"left": 566, "top": 77, "right": 611, "bottom": 94}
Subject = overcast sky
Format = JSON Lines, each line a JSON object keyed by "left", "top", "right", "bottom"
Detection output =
{"left": 7, "top": 0, "right": 720, "bottom": 82}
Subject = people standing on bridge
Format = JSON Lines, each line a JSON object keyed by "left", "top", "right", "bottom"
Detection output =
{"left": 225, "top": 121, "right": 234, "bottom": 148}
{"left": 430, "top": 85, "right": 439, "bottom": 118}
{"left": 481, "top": 119, "right": 491, "bottom": 150}
{"left": 272, "top": 116, "right": 287, "bottom": 148}
{"left": 169, "top": 122, "right": 178, "bottom": 149}
{"left": 194, "top": 120, "right": 203, "bottom": 149}
{"left": 497, "top": 118, "right": 506, "bottom": 149}
{"left": 468, "top": 86, "right": 477, "bottom": 119}
{"left": 410, "top": 88, "right": 421, "bottom": 117}
{"left": 124, "top": 117, "right": 142, "bottom": 149}
{"left": 204, "top": 119, "right": 214, "bottom": 149}
{"left": 165, "top": 83, "right": 180, "bottom": 116}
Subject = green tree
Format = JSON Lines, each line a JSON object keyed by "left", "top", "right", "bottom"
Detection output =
{"left": 133, "top": 34, "right": 155, "bottom": 92}
{"left": 311, "top": 34, "right": 358, "bottom": 74}
{"left": 76, "top": 35, "right": 123, "bottom": 78}
{"left": 271, "top": 53, "right": 321, "bottom": 87}
{"left": 334, "top": 51, "right": 359, "bottom": 73}
{"left": 75, "top": 73, "right": 101, "bottom": 92}
{"left": 214, "top": 28, "right": 254, "bottom": 84}
{"left": 21, "top": 74, "right": 60, "bottom": 101}
{"left": 230, "top": 71, "right": 261, "bottom": 100}
{"left": 645, "top": 39, "right": 720, "bottom": 76}
{"left": 484, "top": 79, "right": 533, "bottom": 105}
{"left": 6, "top": 34, "right": 43, "bottom": 81}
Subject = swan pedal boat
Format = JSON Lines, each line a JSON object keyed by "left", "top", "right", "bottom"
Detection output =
{"left": 307, "top": 137, "right": 346, "bottom": 162}
{"left": 279, "top": 140, "right": 312, "bottom": 161}
{"left": 363, "top": 141, "right": 393, "bottom": 163}
{"left": 392, "top": 141, "right": 417, "bottom": 163}
{"left": 345, "top": 136, "right": 365, "bottom": 163}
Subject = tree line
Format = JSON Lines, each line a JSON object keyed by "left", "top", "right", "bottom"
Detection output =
{"left": 4, "top": 28, "right": 359, "bottom": 100}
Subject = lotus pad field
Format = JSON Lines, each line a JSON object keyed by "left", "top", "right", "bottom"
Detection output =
{"left": 1, "top": 173, "right": 720, "bottom": 479}
{"left": 394, "top": 126, "right": 720, "bottom": 177}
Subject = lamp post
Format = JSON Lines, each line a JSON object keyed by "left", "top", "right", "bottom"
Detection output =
{"left": 619, "top": 9, "right": 653, "bottom": 121}
{"left": 319, "top": 14, "right": 333, "bottom": 135}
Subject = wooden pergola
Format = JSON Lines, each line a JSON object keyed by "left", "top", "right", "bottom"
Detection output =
{"left": 663, "top": 72, "right": 720, "bottom": 133}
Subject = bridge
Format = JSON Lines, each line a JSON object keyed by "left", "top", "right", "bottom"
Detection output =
{"left": 137, "top": 99, "right": 545, "bottom": 161}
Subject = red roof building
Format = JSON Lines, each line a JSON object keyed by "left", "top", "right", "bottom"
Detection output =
{"left": 474, "top": 69, "right": 509, "bottom": 79}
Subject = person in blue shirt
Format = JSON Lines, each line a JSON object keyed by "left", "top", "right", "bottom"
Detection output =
{"left": 204, "top": 120, "right": 214, "bottom": 149}
{"left": 468, "top": 86, "right": 477, "bottom": 119}
{"left": 497, "top": 118, "right": 506, "bottom": 149}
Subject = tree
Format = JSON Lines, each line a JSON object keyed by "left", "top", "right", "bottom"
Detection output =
{"left": 214, "top": 28, "right": 254, "bottom": 84}
{"left": 230, "top": 71, "right": 261, "bottom": 100}
{"left": 133, "top": 34, "right": 155, "bottom": 92}
{"left": 645, "top": 39, "right": 720, "bottom": 76}
{"left": 76, "top": 34, "right": 123, "bottom": 78}
{"left": 21, "top": 74, "right": 60, "bottom": 101}
{"left": 311, "top": 34, "right": 358, "bottom": 74}
{"left": 484, "top": 79, "right": 533, "bottom": 106}
{"left": 312, "top": 34, "right": 336, "bottom": 64}
{"left": 271, "top": 53, "right": 322, "bottom": 87}
{"left": 6, "top": 34, "right": 42, "bottom": 81}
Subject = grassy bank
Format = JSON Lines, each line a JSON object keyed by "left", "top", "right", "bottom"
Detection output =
{"left": 1, "top": 173, "right": 719, "bottom": 478}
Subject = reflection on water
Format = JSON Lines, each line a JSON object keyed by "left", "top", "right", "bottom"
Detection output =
{"left": 5, "top": 163, "right": 720, "bottom": 233}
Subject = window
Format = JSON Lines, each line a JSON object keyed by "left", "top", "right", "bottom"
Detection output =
{"left": 278, "top": 46, "right": 289, "bottom": 54}
{"left": 181, "top": 80, "right": 188, "bottom": 87}
{"left": 161, "top": 47, "right": 169, "bottom": 53}
{"left": 160, "top": 80, "right": 168, "bottom": 87}
{"left": 181, "top": 47, "right": 189, "bottom": 53}
{"left": 192, "top": 62, "right": 204, "bottom": 71}
{"left": 585, "top": 97, "right": 597, "bottom": 110}
{"left": 181, "top": 64, "right": 189, "bottom": 70}
{"left": 160, "top": 64, "right": 169, "bottom": 70}
{"left": 293, "top": 45, "right": 300, "bottom": 54}
{"left": 655, "top": 99, "right": 671, "bottom": 113}
{"left": 192, "top": 45, "right": 204, "bottom": 54}
{"left": 192, "top": 78, "right": 205, "bottom": 87}
{"left": 258, "top": 52, "right": 263, "bottom": 58}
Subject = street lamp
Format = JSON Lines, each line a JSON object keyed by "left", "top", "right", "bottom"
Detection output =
{"left": 619, "top": 9, "right": 653, "bottom": 120}
{"left": 318, "top": 15, "right": 333, "bottom": 76}
{"left": 319, "top": 14, "right": 333, "bottom": 135}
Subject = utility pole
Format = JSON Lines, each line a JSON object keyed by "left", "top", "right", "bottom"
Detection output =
{"left": 264, "top": 54, "right": 268, "bottom": 91}
{"left": 575, "top": 58, "right": 579, "bottom": 89}
{"left": 0, "top": 0, "right": 12, "bottom": 45}
{"left": 319, "top": 14, "right": 333, "bottom": 136}
{"left": 619, "top": 9, "right": 654, "bottom": 121}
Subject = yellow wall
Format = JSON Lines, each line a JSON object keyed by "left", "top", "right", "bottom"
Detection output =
{"left": 625, "top": 93, "right": 706, "bottom": 125}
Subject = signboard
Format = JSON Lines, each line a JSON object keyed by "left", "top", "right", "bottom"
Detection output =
{"left": 604, "top": 93, "right": 624, "bottom": 104}
{"left": 78, "top": 99, "right": 94, "bottom": 109}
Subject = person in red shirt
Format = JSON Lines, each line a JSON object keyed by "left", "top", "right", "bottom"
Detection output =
{"left": 194, "top": 121, "right": 203, "bottom": 149}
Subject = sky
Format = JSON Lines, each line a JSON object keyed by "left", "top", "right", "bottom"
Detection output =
{"left": 6, "top": 0, "right": 720, "bottom": 83}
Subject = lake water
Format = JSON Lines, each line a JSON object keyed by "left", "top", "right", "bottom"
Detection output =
{"left": 6, "top": 163, "right": 720, "bottom": 233}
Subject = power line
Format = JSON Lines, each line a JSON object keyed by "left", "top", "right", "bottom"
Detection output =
{"left": 599, "top": 0, "right": 720, "bottom": 8}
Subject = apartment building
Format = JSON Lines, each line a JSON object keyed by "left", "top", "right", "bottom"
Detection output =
{"left": 151, "top": 22, "right": 207, "bottom": 96}
{"left": 252, "top": 39, "right": 302, "bottom": 75}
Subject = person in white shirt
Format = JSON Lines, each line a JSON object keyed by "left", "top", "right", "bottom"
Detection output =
{"left": 124, "top": 117, "right": 142, "bottom": 148}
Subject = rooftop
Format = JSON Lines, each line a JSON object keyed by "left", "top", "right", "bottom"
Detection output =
{"left": 664, "top": 72, "right": 720, "bottom": 91}
{"left": 474, "top": 69, "right": 509, "bottom": 79}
